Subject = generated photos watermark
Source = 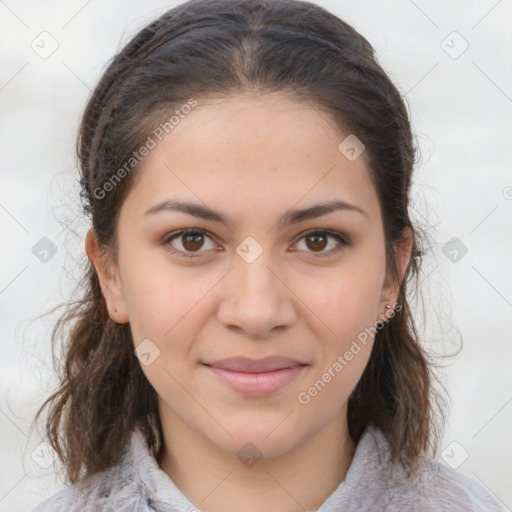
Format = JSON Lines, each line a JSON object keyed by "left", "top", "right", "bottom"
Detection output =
{"left": 93, "top": 98, "right": 198, "bottom": 200}
{"left": 297, "top": 302, "right": 402, "bottom": 405}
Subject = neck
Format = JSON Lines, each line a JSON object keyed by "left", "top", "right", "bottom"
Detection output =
{"left": 158, "top": 405, "right": 356, "bottom": 512}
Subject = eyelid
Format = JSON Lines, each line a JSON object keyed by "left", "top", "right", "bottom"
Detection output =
{"left": 162, "top": 227, "right": 350, "bottom": 258}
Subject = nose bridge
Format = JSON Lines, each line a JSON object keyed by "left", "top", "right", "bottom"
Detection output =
{"left": 236, "top": 248, "right": 278, "bottom": 297}
{"left": 217, "top": 242, "right": 296, "bottom": 337}
{"left": 233, "top": 243, "right": 282, "bottom": 309}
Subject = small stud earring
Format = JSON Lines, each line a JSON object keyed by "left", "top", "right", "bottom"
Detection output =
{"left": 384, "top": 304, "right": 394, "bottom": 318}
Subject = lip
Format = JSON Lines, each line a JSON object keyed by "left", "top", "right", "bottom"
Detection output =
{"left": 203, "top": 356, "right": 307, "bottom": 396}
{"left": 204, "top": 356, "right": 306, "bottom": 373}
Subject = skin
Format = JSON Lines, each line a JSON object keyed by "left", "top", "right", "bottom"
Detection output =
{"left": 86, "top": 93, "right": 412, "bottom": 512}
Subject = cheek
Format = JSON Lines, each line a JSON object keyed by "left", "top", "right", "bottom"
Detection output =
{"left": 123, "top": 264, "right": 211, "bottom": 403}
{"left": 293, "top": 261, "right": 384, "bottom": 344}
{"left": 120, "top": 248, "right": 197, "bottom": 333}
{"left": 121, "top": 256, "right": 221, "bottom": 367}
{"left": 294, "top": 268, "right": 381, "bottom": 413}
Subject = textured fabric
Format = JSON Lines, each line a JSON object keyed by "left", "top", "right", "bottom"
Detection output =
{"left": 32, "top": 425, "right": 505, "bottom": 511}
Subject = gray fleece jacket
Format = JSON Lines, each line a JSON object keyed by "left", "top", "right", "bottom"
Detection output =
{"left": 32, "top": 425, "right": 505, "bottom": 511}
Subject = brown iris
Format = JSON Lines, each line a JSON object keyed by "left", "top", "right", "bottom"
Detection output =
{"left": 305, "top": 233, "right": 328, "bottom": 252}
{"left": 177, "top": 231, "right": 331, "bottom": 254}
{"left": 181, "top": 232, "right": 205, "bottom": 252}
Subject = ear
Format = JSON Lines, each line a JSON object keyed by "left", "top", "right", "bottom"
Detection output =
{"left": 378, "top": 227, "right": 414, "bottom": 319}
{"left": 85, "top": 228, "right": 129, "bottom": 324}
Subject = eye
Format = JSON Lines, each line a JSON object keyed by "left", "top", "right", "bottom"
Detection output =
{"left": 292, "top": 229, "right": 349, "bottom": 257}
{"left": 163, "top": 228, "right": 218, "bottom": 258}
{"left": 162, "top": 228, "right": 350, "bottom": 259}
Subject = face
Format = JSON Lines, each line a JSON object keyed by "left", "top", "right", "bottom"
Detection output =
{"left": 88, "top": 93, "right": 410, "bottom": 460}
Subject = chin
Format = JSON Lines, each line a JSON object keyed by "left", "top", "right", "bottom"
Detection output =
{"left": 210, "top": 416, "right": 308, "bottom": 460}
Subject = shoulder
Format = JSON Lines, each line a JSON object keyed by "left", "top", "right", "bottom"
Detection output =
{"left": 32, "top": 426, "right": 139, "bottom": 511}
{"left": 32, "top": 486, "right": 78, "bottom": 512}
{"left": 339, "top": 426, "right": 506, "bottom": 511}
{"left": 31, "top": 456, "right": 147, "bottom": 512}
{"left": 406, "top": 458, "right": 506, "bottom": 511}
{"left": 31, "top": 425, "right": 186, "bottom": 512}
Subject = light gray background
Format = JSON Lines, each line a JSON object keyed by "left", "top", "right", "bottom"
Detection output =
{"left": 1, "top": 0, "right": 511, "bottom": 510}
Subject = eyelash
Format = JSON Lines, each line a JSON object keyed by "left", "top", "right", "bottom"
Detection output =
{"left": 161, "top": 228, "right": 350, "bottom": 259}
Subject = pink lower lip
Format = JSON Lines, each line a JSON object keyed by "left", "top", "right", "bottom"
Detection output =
{"left": 204, "top": 365, "right": 306, "bottom": 396}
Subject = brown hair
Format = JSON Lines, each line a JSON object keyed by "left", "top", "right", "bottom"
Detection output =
{"left": 32, "top": 0, "right": 447, "bottom": 485}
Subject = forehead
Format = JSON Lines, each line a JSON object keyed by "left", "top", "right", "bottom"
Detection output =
{"left": 121, "top": 93, "right": 381, "bottom": 227}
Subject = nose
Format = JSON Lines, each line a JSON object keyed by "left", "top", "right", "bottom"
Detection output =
{"left": 216, "top": 252, "right": 297, "bottom": 339}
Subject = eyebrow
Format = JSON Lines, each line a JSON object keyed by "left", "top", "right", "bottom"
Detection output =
{"left": 144, "top": 198, "right": 368, "bottom": 228}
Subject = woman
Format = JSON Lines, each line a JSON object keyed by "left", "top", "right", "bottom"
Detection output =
{"left": 32, "top": 0, "right": 504, "bottom": 510}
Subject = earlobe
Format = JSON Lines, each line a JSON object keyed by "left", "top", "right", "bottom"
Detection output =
{"left": 85, "top": 228, "right": 129, "bottom": 324}
{"left": 378, "top": 227, "right": 414, "bottom": 317}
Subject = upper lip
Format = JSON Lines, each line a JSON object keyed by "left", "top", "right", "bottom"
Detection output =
{"left": 203, "top": 356, "right": 306, "bottom": 373}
